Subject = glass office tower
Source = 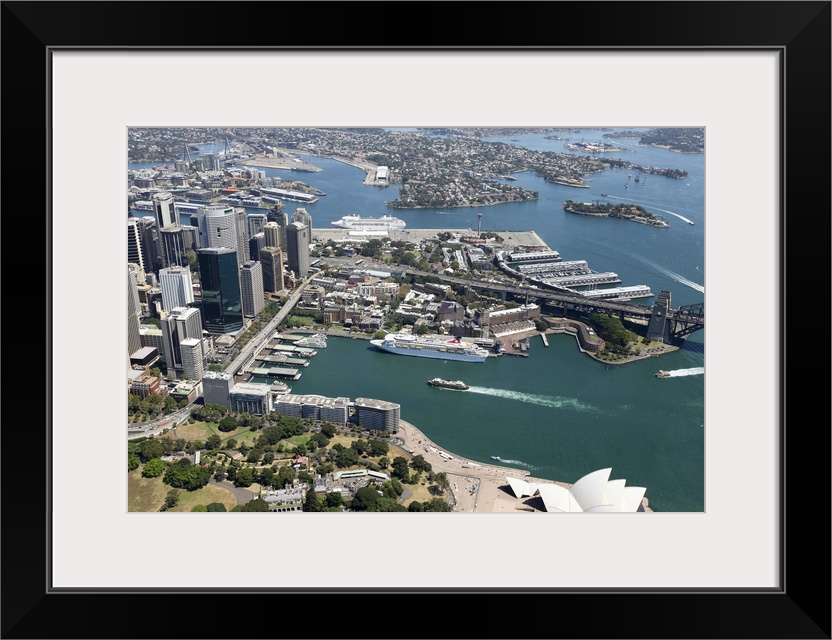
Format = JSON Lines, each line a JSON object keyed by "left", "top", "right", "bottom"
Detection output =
{"left": 197, "top": 247, "right": 243, "bottom": 333}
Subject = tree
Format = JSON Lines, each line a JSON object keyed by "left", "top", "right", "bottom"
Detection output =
{"left": 320, "top": 422, "right": 337, "bottom": 438}
{"left": 304, "top": 487, "right": 322, "bottom": 512}
{"left": 163, "top": 489, "right": 180, "bottom": 510}
{"left": 206, "top": 502, "right": 227, "bottom": 512}
{"left": 410, "top": 454, "right": 432, "bottom": 473}
{"left": 234, "top": 467, "right": 256, "bottom": 487}
{"left": 206, "top": 434, "right": 222, "bottom": 451}
{"left": 218, "top": 416, "right": 238, "bottom": 432}
{"left": 128, "top": 453, "right": 140, "bottom": 472}
{"left": 391, "top": 456, "right": 410, "bottom": 482}
{"left": 367, "top": 438, "right": 389, "bottom": 457}
{"left": 325, "top": 492, "right": 344, "bottom": 509}
{"left": 137, "top": 439, "right": 165, "bottom": 462}
{"left": 232, "top": 498, "right": 269, "bottom": 512}
{"left": 141, "top": 458, "right": 166, "bottom": 478}
{"left": 349, "top": 486, "right": 380, "bottom": 511}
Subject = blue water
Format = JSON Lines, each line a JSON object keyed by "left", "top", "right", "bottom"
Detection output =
{"left": 129, "top": 129, "right": 705, "bottom": 511}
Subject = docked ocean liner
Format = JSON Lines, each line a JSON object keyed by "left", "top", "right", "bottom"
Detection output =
{"left": 331, "top": 215, "right": 406, "bottom": 231}
{"left": 370, "top": 333, "right": 489, "bottom": 363}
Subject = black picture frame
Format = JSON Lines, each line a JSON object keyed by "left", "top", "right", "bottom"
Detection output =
{"left": 3, "top": 2, "right": 829, "bottom": 638}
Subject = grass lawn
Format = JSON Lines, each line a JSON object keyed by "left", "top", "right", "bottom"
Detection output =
{"left": 286, "top": 434, "right": 310, "bottom": 445}
{"left": 401, "top": 481, "right": 438, "bottom": 508}
{"left": 173, "top": 421, "right": 215, "bottom": 441}
{"left": 169, "top": 484, "right": 237, "bottom": 512}
{"left": 128, "top": 468, "right": 169, "bottom": 512}
{"left": 128, "top": 467, "right": 238, "bottom": 512}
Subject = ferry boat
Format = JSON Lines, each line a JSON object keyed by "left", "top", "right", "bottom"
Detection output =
{"left": 370, "top": 333, "right": 489, "bottom": 363}
{"left": 655, "top": 370, "right": 671, "bottom": 378}
{"left": 427, "top": 378, "right": 469, "bottom": 391}
{"left": 331, "top": 214, "right": 407, "bottom": 231}
{"left": 294, "top": 333, "right": 327, "bottom": 349}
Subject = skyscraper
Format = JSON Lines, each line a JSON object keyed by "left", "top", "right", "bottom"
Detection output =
{"left": 263, "top": 221, "right": 281, "bottom": 248}
{"left": 159, "top": 266, "right": 195, "bottom": 313}
{"left": 153, "top": 192, "right": 177, "bottom": 268}
{"left": 195, "top": 205, "right": 239, "bottom": 259}
{"left": 128, "top": 267, "right": 142, "bottom": 358}
{"left": 234, "top": 207, "right": 249, "bottom": 267}
{"left": 248, "top": 232, "right": 266, "bottom": 262}
{"left": 291, "top": 207, "right": 312, "bottom": 230}
{"left": 179, "top": 337, "right": 204, "bottom": 381}
{"left": 267, "top": 209, "right": 288, "bottom": 248}
{"left": 247, "top": 213, "right": 268, "bottom": 238}
{"left": 259, "top": 246, "right": 284, "bottom": 294}
{"left": 127, "top": 218, "right": 146, "bottom": 272}
{"left": 134, "top": 215, "right": 160, "bottom": 273}
{"left": 159, "top": 227, "right": 190, "bottom": 269}
{"left": 197, "top": 247, "right": 243, "bottom": 333}
{"left": 160, "top": 306, "right": 203, "bottom": 376}
{"left": 286, "top": 221, "right": 310, "bottom": 279}
{"left": 239, "top": 260, "right": 265, "bottom": 317}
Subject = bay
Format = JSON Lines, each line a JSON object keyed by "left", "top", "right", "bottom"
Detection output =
{"left": 129, "top": 129, "right": 705, "bottom": 512}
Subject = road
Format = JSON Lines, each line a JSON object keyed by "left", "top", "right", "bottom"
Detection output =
{"left": 225, "top": 275, "right": 314, "bottom": 376}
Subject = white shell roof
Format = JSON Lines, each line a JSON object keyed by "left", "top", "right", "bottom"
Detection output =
{"left": 504, "top": 468, "right": 645, "bottom": 513}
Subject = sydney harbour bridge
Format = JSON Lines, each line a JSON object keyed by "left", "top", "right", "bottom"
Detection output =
{"left": 398, "top": 268, "right": 704, "bottom": 345}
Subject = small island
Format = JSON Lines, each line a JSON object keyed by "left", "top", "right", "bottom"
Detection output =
{"left": 563, "top": 141, "right": 626, "bottom": 153}
{"left": 562, "top": 200, "right": 670, "bottom": 227}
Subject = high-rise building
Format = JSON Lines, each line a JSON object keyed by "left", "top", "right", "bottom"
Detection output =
{"left": 286, "top": 221, "right": 310, "bottom": 279}
{"left": 248, "top": 232, "right": 266, "bottom": 262}
{"left": 153, "top": 192, "right": 177, "bottom": 229}
{"left": 128, "top": 267, "right": 142, "bottom": 358}
{"left": 291, "top": 207, "right": 312, "bottom": 230}
{"left": 159, "top": 266, "right": 195, "bottom": 313}
{"left": 133, "top": 216, "right": 160, "bottom": 273}
{"left": 263, "top": 221, "right": 281, "bottom": 248}
{"left": 160, "top": 306, "right": 203, "bottom": 372}
{"left": 179, "top": 337, "right": 204, "bottom": 381}
{"left": 247, "top": 213, "right": 268, "bottom": 238}
{"left": 153, "top": 192, "right": 177, "bottom": 268}
{"left": 197, "top": 247, "right": 243, "bottom": 333}
{"left": 159, "top": 227, "right": 190, "bottom": 269}
{"left": 259, "top": 246, "right": 284, "bottom": 293}
{"left": 234, "top": 207, "right": 249, "bottom": 267}
{"left": 267, "top": 210, "right": 288, "bottom": 248}
{"left": 239, "top": 260, "right": 265, "bottom": 317}
{"left": 127, "top": 218, "right": 146, "bottom": 272}
{"left": 202, "top": 370, "right": 234, "bottom": 408}
{"left": 195, "top": 205, "right": 238, "bottom": 258}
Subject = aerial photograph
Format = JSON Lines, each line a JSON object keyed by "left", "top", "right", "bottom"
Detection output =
{"left": 127, "top": 126, "right": 705, "bottom": 514}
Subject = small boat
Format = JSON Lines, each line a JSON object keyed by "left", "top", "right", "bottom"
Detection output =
{"left": 601, "top": 192, "right": 608, "bottom": 197}
{"left": 427, "top": 378, "right": 469, "bottom": 391}
{"left": 491, "top": 456, "right": 502, "bottom": 461}
{"left": 655, "top": 370, "right": 671, "bottom": 378}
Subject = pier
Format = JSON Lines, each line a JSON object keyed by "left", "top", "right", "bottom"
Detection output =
{"left": 540, "top": 333, "right": 549, "bottom": 347}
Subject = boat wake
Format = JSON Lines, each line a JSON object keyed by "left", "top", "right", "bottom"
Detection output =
{"left": 648, "top": 206, "right": 696, "bottom": 226}
{"left": 663, "top": 367, "right": 704, "bottom": 378}
{"left": 493, "top": 457, "right": 535, "bottom": 469}
{"left": 466, "top": 386, "right": 596, "bottom": 411}
{"left": 629, "top": 254, "right": 704, "bottom": 294}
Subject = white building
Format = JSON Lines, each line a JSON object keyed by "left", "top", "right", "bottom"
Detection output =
{"left": 239, "top": 260, "right": 265, "bottom": 317}
{"left": 180, "top": 337, "right": 204, "bottom": 381}
{"left": 159, "top": 266, "right": 194, "bottom": 313}
{"left": 504, "top": 468, "right": 647, "bottom": 512}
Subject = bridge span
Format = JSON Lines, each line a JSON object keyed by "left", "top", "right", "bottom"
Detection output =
{"left": 398, "top": 268, "right": 704, "bottom": 342}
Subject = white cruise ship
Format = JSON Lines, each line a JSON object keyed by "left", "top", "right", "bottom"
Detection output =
{"left": 370, "top": 333, "right": 489, "bottom": 363}
{"left": 331, "top": 215, "right": 406, "bottom": 230}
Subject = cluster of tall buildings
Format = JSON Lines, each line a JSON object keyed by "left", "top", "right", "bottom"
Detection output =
{"left": 128, "top": 192, "right": 314, "bottom": 383}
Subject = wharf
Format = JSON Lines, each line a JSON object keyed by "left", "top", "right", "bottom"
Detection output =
{"left": 540, "top": 333, "right": 549, "bottom": 347}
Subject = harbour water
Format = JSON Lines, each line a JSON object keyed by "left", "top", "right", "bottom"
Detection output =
{"left": 129, "top": 129, "right": 705, "bottom": 512}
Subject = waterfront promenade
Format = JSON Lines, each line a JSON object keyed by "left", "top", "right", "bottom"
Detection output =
{"left": 392, "top": 419, "right": 651, "bottom": 513}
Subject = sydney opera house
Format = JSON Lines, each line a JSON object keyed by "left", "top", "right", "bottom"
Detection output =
{"left": 504, "top": 468, "right": 647, "bottom": 512}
